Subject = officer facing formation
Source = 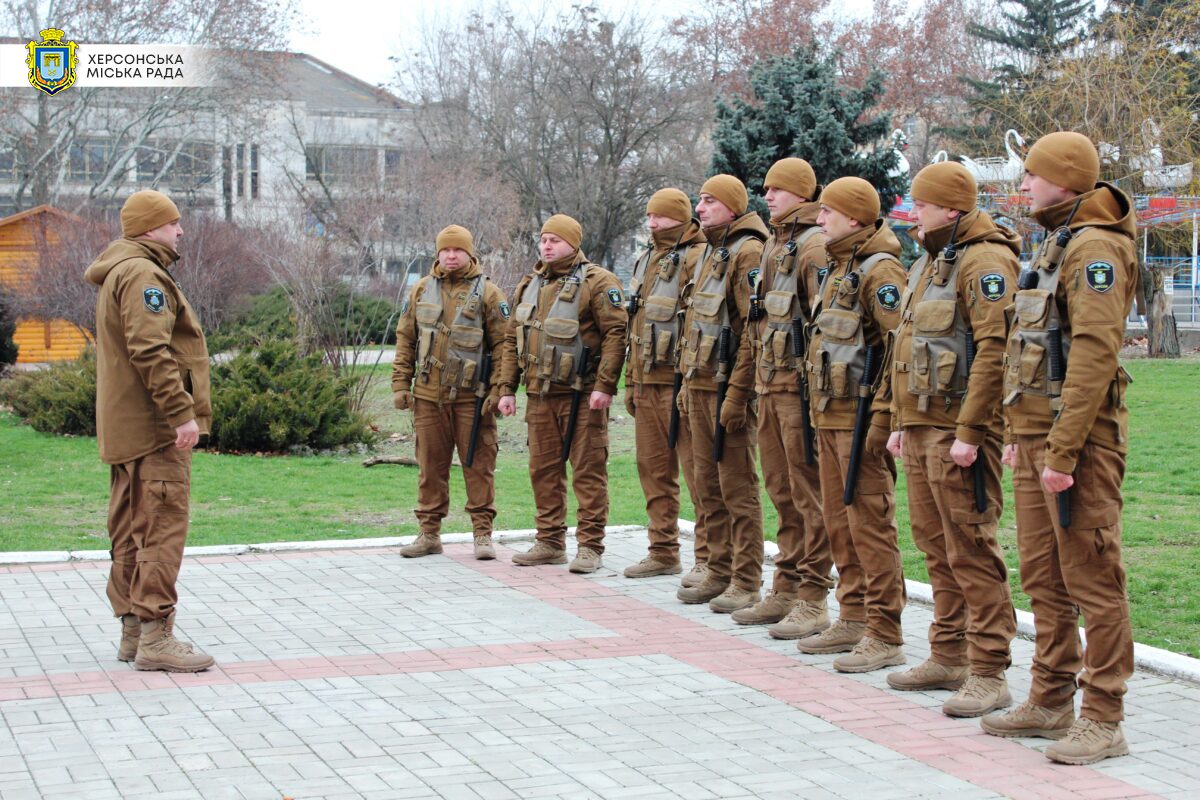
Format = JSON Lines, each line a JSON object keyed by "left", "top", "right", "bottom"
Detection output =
{"left": 981, "top": 132, "right": 1138, "bottom": 766}
{"left": 86, "top": 190, "right": 214, "bottom": 673}
{"left": 623, "top": 189, "right": 710, "bottom": 580}
{"left": 391, "top": 225, "right": 509, "bottom": 561}
{"left": 498, "top": 215, "right": 628, "bottom": 573}
{"left": 799, "top": 177, "right": 908, "bottom": 673}
{"left": 674, "top": 175, "right": 769, "bottom": 614}
{"left": 731, "top": 158, "right": 835, "bottom": 640}
{"left": 882, "top": 162, "right": 1019, "bottom": 717}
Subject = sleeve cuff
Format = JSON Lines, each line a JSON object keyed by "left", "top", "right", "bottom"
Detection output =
{"left": 870, "top": 414, "right": 891, "bottom": 431}
{"left": 595, "top": 381, "right": 618, "bottom": 396}
{"left": 955, "top": 425, "right": 986, "bottom": 447}
{"left": 1043, "top": 450, "right": 1078, "bottom": 474}
{"left": 167, "top": 409, "right": 195, "bottom": 428}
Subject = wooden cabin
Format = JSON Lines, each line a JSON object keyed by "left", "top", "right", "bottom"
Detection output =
{"left": 0, "top": 205, "right": 92, "bottom": 363}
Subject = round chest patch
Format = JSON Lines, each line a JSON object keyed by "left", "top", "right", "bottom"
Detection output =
{"left": 1085, "top": 261, "right": 1115, "bottom": 293}
{"left": 876, "top": 283, "right": 900, "bottom": 311}
{"left": 980, "top": 272, "right": 1006, "bottom": 302}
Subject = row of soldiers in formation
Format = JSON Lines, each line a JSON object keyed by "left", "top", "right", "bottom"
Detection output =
{"left": 390, "top": 131, "right": 1138, "bottom": 767}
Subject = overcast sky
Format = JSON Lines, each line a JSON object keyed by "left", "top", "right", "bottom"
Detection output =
{"left": 288, "top": 0, "right": 874, "bottom": 90}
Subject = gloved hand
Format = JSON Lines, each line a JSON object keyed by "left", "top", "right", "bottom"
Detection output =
{"left": 393, "top": 390, "right": 414, "bottom": 411}
{"left": 482, "top": 392, "right": 499, "bottom": 416}
{"left": 624, "top": 390, "right": 637, "bottom": 418}
{"left": 719, "top": 398, "right": 747, "bottom": 433}
{"left": 866, "top": 421, "right": 890, "bottom": 454}
{"left": 676, "top": 387, "right": 688, "bottom": 417}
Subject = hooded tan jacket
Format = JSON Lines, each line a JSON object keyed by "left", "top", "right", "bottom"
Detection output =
{"left": 887, "top": 208, "right": 1020, "bottom": 443}
{"left": 498, "top": 250, "right": 628, "bottom": 397}
{"left": 86, "top": 238, "right": 211, "bottom": 465}
{"left": 391, "top": 258, "right": 508, "bottom": 404}
{"left": 807, "top": 219, "right": 906, "bottom": 431}
{"left": 1005, "top": 182, "right": 1138, "bottom": 472}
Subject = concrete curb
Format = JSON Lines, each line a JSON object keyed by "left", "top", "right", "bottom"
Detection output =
{"left": 4, "top": 522, "right": 1196, "bottom": 684}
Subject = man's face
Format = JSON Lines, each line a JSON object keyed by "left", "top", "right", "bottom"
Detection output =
{"left": 696, "top": 193, "right": 736, "bottom": 228}
{"left": 816, "top": 205, "right": 859, "bottom": 240}
{"left": 539, "top": 233, "right": 576, "bottom": 262}
{"left": 1020, "top": 170, "right": 1075, "bottom": 213}
{"left": 764, "top": 186, "right": 804, "bottom": 218}
{"left": 912, "top": 200, "right": 959, "bottom": 237}
{"left": 439, "top": 247, "right": 470, "bottom": 272}
{"left": 647, "top": 212, "right": 685, "bottom": 233}
{"left": 142, "top": 219, "right": 183, "bottom": 250}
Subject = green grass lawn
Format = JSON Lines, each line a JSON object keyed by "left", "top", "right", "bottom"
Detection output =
{"left": 1, "top": 356, "right": 1197, "bottom": 656}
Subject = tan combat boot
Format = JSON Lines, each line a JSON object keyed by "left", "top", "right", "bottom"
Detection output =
{"left": 768, "top": 599, "right": 830, "bottom": 640}
{"left": 980, "top": 700, "right": 1074, "bottom": 739}
{"left": 886, "top": 658, "right": 968, "bottom": 692}
{"left": 731, "top": 591, "right": 796, "bottom": 625}
{"left": 709, "top": 585, "right": 761, "bottom": 614}
{"left": 676, "top": 577, "right": 728, "bottom": 604}
{"left": 134, "top": 611, "right": 214, "bottom": 673}
{"left": 680, "top": 561, "right": 708, "bottom": 588}
{"left": 1045, "top": 718, "right": 1129, "bottom": 765}
{"left": 511, "top": 541, "right": 567, "bottom": 566}
{"left": 401, "top": 533, "right": 443, "bottom": 558}
{"left": 943, "top": 674, "right": 1012, "bottom": 718}
{"left": 117, "top": 614, "right": 140, "bottom": 662}
{"left": 624, "top": 556, "right": 682, "bottom": 578}
{"left": 796, "top": 618, "right": 866, "bottom": 654}
{"left": 473, "top": 535, "right": 496, "bottom": 561}
{"left": 832, "top": 637, "right": 906, "bottom": 673}
{"left": 569, "top": 547, "right": 603, "bottom": 574}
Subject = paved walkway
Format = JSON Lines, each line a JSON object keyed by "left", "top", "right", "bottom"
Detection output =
{"left": 1, "top": 529, "right": 1197, "bottom": 800}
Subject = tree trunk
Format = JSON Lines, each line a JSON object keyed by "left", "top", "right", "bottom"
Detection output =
{"left": 1142, "top": 264, "right": 1180, "bottom": 358}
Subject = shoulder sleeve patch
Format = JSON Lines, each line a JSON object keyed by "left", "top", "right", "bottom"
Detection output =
{"left": 607, "top": 287, "right": 624, "bottom": 308}
{"left": 875, "top": 283, "right": 900, "bottom": 311}
{"left": 979, "top": 272, "right": 1007, "bottom": 302}
{"left": 143, "top": 286, "right": 166, "bottom": 313}
{"left": 1084, "top": 261, "right": 1115, "bottom": 293}
{"left": 747, "top": 267, "right": 760, "bottom": 288}
{"left": 499, "top": 301, "right": 511, "bottom": 319}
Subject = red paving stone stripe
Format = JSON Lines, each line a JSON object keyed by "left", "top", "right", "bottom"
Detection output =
{"left": 0, "top": 542, "right": 1162, "bottom": 799}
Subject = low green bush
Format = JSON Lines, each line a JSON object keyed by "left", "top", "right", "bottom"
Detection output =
{"left": 208, "top": 286, "right": 399, "bottom": 353}
{"left": 0, "top": 349, "right": 96, "bottom": 435}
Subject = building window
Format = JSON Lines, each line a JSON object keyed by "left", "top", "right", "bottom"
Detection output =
{"left": 137, "top": 141, "right": 216, "bottom": 185}
{"left": 68, "top": 138, "right": 115, "bottom": 182}
{"left": 305, "top": 145, "right": 380, "bottom": 183}
{"left": 0, "top": 148, "right": 17, "bottom": 181}
{"left": 250, "top": 144, "right": 260, "bottom": 199}
{"left": 384, "top": 148, "right": 402, "bottom": 180}
{"left": 236, "top": 144, "right": 245, "bottom": 198}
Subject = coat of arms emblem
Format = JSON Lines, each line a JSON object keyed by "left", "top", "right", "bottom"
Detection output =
{"left": 26, "top": 28, "right": 78, "bottom": 96}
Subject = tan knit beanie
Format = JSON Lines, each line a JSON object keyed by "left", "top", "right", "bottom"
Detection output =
{"left": 121, "top": 190, "right": 181, "bottom": 238}
{"left": 764, "top": 158, "right": 818, "bottom": 201}
{"left": 1024, "top": 132, "right": 1100, "bottom": 194}
{"left": 910, "top": 162, "right": 977, "bottom": 213}
{"left": 699, "top": 174, "right": 748, "bottom": 217}
{"left": 646, "top": 188, "right": 692, "bottom": 224}
{"left": 541, "top": 214, "right": 583, "bottom": 250}
{"left": 436, "top": 224, "right": 475, "bottom": 256}
{"left": 818, "top": 177, "right": 880, "bottom": 226}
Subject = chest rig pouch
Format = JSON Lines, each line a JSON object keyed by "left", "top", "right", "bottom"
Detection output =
{"left": 754, "top": 226, "right": 822, "bottom": 381}
{"left": 514, "top": 262, "right": 593, "bottom": 394}
{"left": 807, "top": 251, "right": 892, "bottom": 409}
{"left": 414, "top": 275, "right": 489, "bottom": 402}
{"left": 681, "top": 235, "right": 755, "bottom": 379}
{"left": 1001, "top": 227, "right": 1085, "bottom": 411}
{"left": 897, "top": 245, "right": 971, "bottom": 412}
{"left": 629, "top": 241, "right": 701, "bottom": 370}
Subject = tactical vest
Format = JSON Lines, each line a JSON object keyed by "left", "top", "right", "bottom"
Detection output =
{"left": 753, "top": 226, "right": 822, "bottom": 381}
{"left": 414, "top": 274, "right": 488, "bottom": 402}
{"left": 513, "top": 261, "right": 593, "bottom": 393}
{"left": 807, "top": 251, "right": 893, "bottom": 410}
{"left": 680, "top": 234, "right": 758, "bottom": 379}
{"left": 628, "top": 241, "right": 701, "bottom": 372}
{"left": 894, "top": 247, "right": 971, "bottom": 412}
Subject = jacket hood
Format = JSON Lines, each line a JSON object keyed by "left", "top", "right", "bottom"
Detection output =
{"left": 770, "top": 200, "right": 820, "bottom": 230}
{"left": 650, "top": 218, "right": 705, "bottom": 250}
{"left": 922, "top": 208, "right": 1021, "bottom": 258}
{"left": 826, "top": 218, "right": 901, "bottom": 264}
{"left": 1033, "top": 182, "right": 1136, "bottom": 239}
{"left": 702, "top": 211, "right": 769, "bottom": 246}
{"left": 84, "top": 238, "right": 178, "bottom": 286}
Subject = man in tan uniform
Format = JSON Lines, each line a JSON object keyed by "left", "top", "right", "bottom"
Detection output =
{"left": 730, "top": 158, "right": 834, "bottom": 639}
{"left": 674, "top": 175, "right": 767, "bottom": 614}
{"left": 882, "top": 162, "right": 1019, "bottom": 716}
{"left": 497, "top": 215, "right": 627, "bottom": 573}
{"left": 798, "top": 177, "right": 908, "bottom": 673}
{"left": 623, "top": 189, "right": 709, "bottom": 580}
{"left": 86, "top": 190, "right": 213, "bottom": 673}
{"left": 981, "top": 132, "right": 1137, "bottom": 766}
{"left": 391, "top": 225, "right": 508, "bottom": 560}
